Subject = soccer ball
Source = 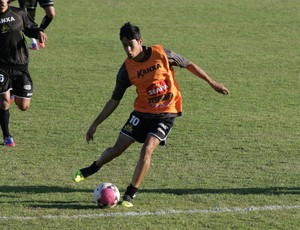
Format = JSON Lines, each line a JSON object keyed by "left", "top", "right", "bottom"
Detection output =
{"left": 93, "top": 182, "right": 120, "bottom": 208}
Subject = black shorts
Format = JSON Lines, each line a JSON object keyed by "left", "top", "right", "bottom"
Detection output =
{"left": 121, "top": 111, "right": 175, "bottom": 146}
{"left": 0, "top": 68, "right": 33, "bottom": 98}
{"left": 26, "top": 0, "right": 54, "bottom": 9}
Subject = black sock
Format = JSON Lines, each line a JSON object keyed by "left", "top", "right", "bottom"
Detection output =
{"left": 0, "top": 109, "right": 10, "bottom": 139}
{"left": 124, "top": 184, "right": 138, "bottom": 198}
{"left": 80, "top": 161, "right": 100, "bottom": 178}
{"left": 27, "top": 9, "right": 36, "bottom": 21}
{"left": 40, "top": 15, "right": 53, "bottom": 30}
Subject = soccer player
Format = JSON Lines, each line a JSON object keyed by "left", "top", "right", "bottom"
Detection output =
{"left": 74, "top": 22, "right": 229, "bottom": 207}
{"left": 23, "top": 0, "right": 55, "bottom": 49}
{"left": 0, "top": 0, "right": 47, "bottom": 146}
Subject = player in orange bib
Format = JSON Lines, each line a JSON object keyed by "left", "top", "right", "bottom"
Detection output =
{"left": 74, "top": 22, "right": 229, "bottom": 207}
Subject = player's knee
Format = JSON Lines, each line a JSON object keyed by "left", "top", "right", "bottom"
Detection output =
{"left": 143, "top": 145, "right": 155, "bottom": 156}
{"left": 15, "top": 97, "right": 31, "bottom": 111}
{"left": 45, "top": 7, "right": 55, "bottom": 18}
{"left": 18, "top": 105, "right": 29, "bottom": 111}
{"left": 16, "top": 102, "right": 30, "bottom": 111}
{"left": 140, "top": 147, "right": 154, "bottom": 162}
{"left": 110, "top": 146, "right": 123, "bottom": 157}
{"left": 47, "top": 12, "right": 55, "bottom": 18}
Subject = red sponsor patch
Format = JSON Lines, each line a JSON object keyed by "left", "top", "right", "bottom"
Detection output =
{"left": 147, "top": 80, "right": 169, "bottom": 96}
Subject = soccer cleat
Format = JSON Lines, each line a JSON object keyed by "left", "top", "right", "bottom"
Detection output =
{"left": 121, "top": 194, "right": 134, "bottom": 208}
{"left": 38, "top": 41, "right": 45, "bottom": 48}
{"left": 73, "top": 170, "right": 85, "bottom": 182}
{"left": 10, "top": 95, "right": 15, "bottom": 103}
{"left": 31, "top": 38, "right": 39, "bottom": 50}
{"left": 4, "top": 136, "right": 15, "bottom": 147}
{"left": 121, "top": 200, "right": 133, "bottom": 208}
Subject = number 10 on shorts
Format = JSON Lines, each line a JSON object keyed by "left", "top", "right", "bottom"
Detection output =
{"left": 130, "top": 115, "right": 140, "bottom": 126}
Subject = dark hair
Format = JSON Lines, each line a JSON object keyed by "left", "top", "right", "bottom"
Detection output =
{"left": 119, "top": 22, "right": 141, "bottom": 41}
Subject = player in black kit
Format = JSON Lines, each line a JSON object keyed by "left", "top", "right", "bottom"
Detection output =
{"left": 0, "top": 0, "right": 47, "bottom": 146}
{"left": 19, "top": 0, "right": 55, "bottom": 49}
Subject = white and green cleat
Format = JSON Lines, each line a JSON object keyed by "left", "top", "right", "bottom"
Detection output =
{"left": 73, "top": 170, "right": 85, "bottom": 182}
{"left": 121, "top": 194, "right": 134, "bottom": 207}
{"left": 121, "top": 200, "right": 133, "bottom": 208}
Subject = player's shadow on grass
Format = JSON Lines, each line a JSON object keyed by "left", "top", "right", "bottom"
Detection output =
{"left": 29, "top": 201, "right": 97, "bottom": 210}
{"left": 0, "top": 185, "right": 95, "bottom": 210}
{"left": 1, "top": 186, "right": 299, "bottom": 210}
{"left": 141, "top": 187, "right": 300, "bottom": 195}
{"left": 1, "top": 185, "right": 299, "bottom": 196}
{"left": 0, "top": 185, "right": 92, "bottom": 194}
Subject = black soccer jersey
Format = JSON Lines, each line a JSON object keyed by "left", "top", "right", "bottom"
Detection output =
{"left": 0, "top": 6, "right": 42, "bottom": 70}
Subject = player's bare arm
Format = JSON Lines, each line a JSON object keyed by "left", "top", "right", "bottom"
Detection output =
{"left": 186, "top": 62, "right": 229, "bottom": 95}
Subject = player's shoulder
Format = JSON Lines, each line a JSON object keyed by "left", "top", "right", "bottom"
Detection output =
{"left": 150, "top": 44, "right": 171, "bottom": 55}
{"left": 117, "top": 63, "right": 128, "bottom": 78}
{"left": 9, "top": 6, "right": 26, "bottom": 15}
{"left": 119, "top": 62, "right": 126, "bottom": 72}
{"left": 9, "top": 6, "right": 20, "bottom": 11}
{"left": 150, "top": 44, "right": 165, "bottom": 50}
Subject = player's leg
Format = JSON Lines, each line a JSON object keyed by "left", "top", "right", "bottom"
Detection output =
{"left": 13, "top": 96, "right": 31, "bottom": 133}
{"left": 40, "top": 5, "right": 55, "bottom": 30}
{"left": 0, "top": 91, "right": 15, "bottom": 146}
{"left": 0, "top": 71, "right": 14, "bottom": 146}
{"left": 18, "top": 0, "right": 26, "bottom": 9}
{"left": 26, "top": 0, "right": 37, "bottom": 19}
{"left": 38, "top": 0, "right": 55, "bottom": 48}
{"left": 26, "top": 0, "right": 39, "bottom": 49}
{"left": 74, "top": 133, "right": 134, "bottom": 182}
{"left": 121, "top": 135, "right": 160, "bottom": 207}
{"left": 132, "top": 135, "right": 161, "bottom": 187}
{"left": 95, "top": 133, "right": 134, "bottom": 167}
{"left": 13, "top": 70, "right": 32, "bottom": 111}
{"left": 3, "top": 70, "right": 33, "bottom": 146}
{"left": 14, "top": 97, "right": 31, "bottom": 111}
{"left": 121, "top": 116, "right": 176, "bottom": 207}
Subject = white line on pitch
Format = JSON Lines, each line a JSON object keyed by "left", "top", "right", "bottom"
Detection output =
{"left": 0, "top": 205, "right": 299, "bottom": 221}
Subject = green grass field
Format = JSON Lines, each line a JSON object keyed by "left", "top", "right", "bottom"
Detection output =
{"left": 1, "top": 0, "right": 299, "bottom": 229}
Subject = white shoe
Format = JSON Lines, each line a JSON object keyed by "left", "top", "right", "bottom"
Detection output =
{"left": 31, "top": 38, "right": 39, "bottom": 50}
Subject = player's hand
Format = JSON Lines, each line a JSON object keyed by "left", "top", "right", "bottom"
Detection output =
{"left": 86, "top": 125, "right": 97, "bottom": 143}
{"left": 212, "top": 82, "right": 229, "bottom": 95}
{"left": 38, "top": 31, "right": 47, "bottom": 44}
